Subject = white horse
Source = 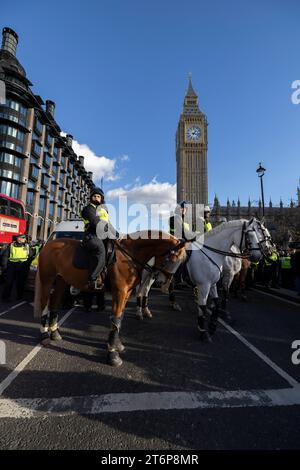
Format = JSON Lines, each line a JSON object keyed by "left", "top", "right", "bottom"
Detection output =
{"left": 147, "top": 218, "right": 273, "bottom": 339}
{"left": 185, "top": 218, "right": 272, "bottom": 339}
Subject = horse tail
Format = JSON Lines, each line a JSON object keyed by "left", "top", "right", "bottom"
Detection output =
{"left": 33, "top": 267, "right": 42, "bottom": 318}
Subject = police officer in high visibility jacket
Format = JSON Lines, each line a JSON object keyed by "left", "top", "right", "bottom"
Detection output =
{"left": 169, "top": 201, "right": 196, "bottom": 241}
{"left": 81, "top": 187, "right": 116, "bottom": 290}
{"left": 1, "top": 233, "right": 36, "bottom": 301}
{"left": 203, "top": 206, "right": 212, "bottom": 232}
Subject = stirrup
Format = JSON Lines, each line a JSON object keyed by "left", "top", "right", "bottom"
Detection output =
{"left": 89, "top": 279, "right": 104, "bottom": 291}
{"left": 70, "top": 286, "right": 81, "bottom": 296}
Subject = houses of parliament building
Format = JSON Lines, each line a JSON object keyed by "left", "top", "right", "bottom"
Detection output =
{"left": 176, "top": 77, "right": 300, "bottom": 242}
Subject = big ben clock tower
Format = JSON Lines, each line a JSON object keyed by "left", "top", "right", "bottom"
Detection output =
{"left": 176, "top": 75, "right": 208, "bottom": 218}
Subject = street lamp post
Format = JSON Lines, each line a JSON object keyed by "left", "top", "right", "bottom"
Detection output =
{"left": 256, "top": 163, "right": 266, "bottom": 218}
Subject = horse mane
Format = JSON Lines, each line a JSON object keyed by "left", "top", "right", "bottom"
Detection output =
{"left": 205, "top": 219, "right": 249, "bottom": 238}
{"left": 124, "top": 230, "right": 177, "bottom": 241}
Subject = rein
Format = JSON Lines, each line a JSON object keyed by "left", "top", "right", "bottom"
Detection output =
{"left": 113, "top": 239, "right": 183, "bottom": 277}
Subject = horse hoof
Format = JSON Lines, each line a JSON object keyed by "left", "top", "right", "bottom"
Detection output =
{"left": 171, "top": 302, "right": 182, "bottom": 312}
{"left": 107, "top": 351, "right": 123, "bottom": 367}
{"left": 136, "top": 313, "right": 143, "bottom": 320}
{"left": 50, "top": 329, "right": 62, "bottom": 341}
{"left": 40, "top": 334, "right": 51, "bottom": 347}
{"left": 115, "top": 339, "right": 125, "bottom": 353}
{"left": 198, "top": 329, "right": 211, "bottom": 342}
{"left": 143, "top": 307, "right": 153, "bottom": 318}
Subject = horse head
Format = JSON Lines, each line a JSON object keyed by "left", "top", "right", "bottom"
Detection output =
{"left": 154, "top": 239, "right": 187, "bottom": 294}
{"left": 243, "top": 218, "right": 274, "bottom": 261}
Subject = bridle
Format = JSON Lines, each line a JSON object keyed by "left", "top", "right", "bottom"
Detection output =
{"left": 196, "top": 219, "right": 271, "bottom": 259}
{"left": 113, "top": 239, "right": 185, "bottom": 281}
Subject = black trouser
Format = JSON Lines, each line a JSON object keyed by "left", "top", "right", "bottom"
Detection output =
{"left": 2, "top": 261, "right": 29, "bottom": 300}
{"left": 82, "top": 234, "right": 106, "bottom": 281}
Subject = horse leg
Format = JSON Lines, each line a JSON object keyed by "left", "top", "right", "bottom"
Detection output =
{"left": 40, "top": 279, "right": 55, "bottom": 346}
{"left": 196, "top": 284, "right": 211, "bottom": 342}
{"left": 48, "top": 276, "right": 68, "bottom": 341}
{"left": 107, "top": 290, "right": 127, "bottom": 367}
{"left": 136, "top": 295, "right": 143, "bottom": 320}
{"left": 142, "top": 295, "right": 152, "bottom": 318}
{"left": 207, "top": 285, "right": 221, "bottom": 336}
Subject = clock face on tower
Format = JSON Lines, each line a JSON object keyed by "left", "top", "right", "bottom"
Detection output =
{"left": 185, "top": 125, "right": 201, "bottom": 142}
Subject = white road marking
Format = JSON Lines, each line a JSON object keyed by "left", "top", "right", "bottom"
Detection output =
{"left": 218, "top": 318, "right": 299, "bottom": 388}
{"left": 0, "top": 301, "right": 27, "bottom": 318}
{"left": 0, "top": 307, "right": 76, "bottom": 396}
{"left": 0, "top": 386, "right": 300, "bottom": 418}
{"left": 252, "top": 288, "right": 300, "bottom": 308}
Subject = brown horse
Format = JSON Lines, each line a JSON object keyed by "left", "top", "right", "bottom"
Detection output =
{"left": 34, "top": 230, "right": 186, "bottom": 366}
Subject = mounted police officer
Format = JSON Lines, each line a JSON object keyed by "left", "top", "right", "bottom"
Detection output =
{"left": 1, "top": 233, "right": 36, "bottom": 301}
{"left": 81, "top": 187, "right": 117, "bottom": 290}
{"left": 202, "top": 205, "right": 212, "bottom": 232}
{"left": 169, "top": 201, "right": 196, "bottom": 241}
{"left": 168, "top": 201, "right": 196, "bottom": 311}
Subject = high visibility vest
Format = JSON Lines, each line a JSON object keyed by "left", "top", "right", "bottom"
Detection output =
{"left": 31, "top": 245, "right": 42, "bottom": 267}
{"left": 9, "top": 243, "right": 30, "bottom": 263}
{"left": 97, "top": 206, "right": 109, "bottom": 222}
{"left": 204, "top": 221, "right": 212, "bottom": 232}
{"left": 170, "top": 220, "right": 190, "bottom": 236}
{"left": 81, "top": 203, "right": 109, "bottom": 231}
{"left": 280, "top": 257, "right": 291, "bottom": 269}
{"left": 269, "top": 253, "right": 278, "bottom": 262}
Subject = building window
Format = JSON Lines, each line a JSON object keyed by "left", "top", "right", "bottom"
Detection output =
{"left": 45, "top": 131, "right": 53, "bottom": 149}
{"left": 5, "top": 99, "right": 27, "bottom": 116}
{"left": 0, "top": 125, "right": 25, "bottom": 141}
{"left": 43, "top": 152, "right": 52, "bottom": 168}
{"left": 39, "top": 197, "right": 45, "bottom": 213}
{"left": 0, "top": 168, "right": 21, "bottom": 180}
{"left": 1, "top": 141, "right": 23, "bottom": 153}
{"left": 0, "top": 111, "right": 27, "bottom": 126}
{"left": 34, "top": 117, "right": 43, "bottom": 136}
{"left": 0, "top": 152, "right": 22, "bottom": 167}
{"left": 26, "top": 190, "right": 34, "bottom": 206}
{"left": 0, "top": 180, "right": 19, "bottom": 199}
{"left": 32, "top": 140, "right": 42, "bottom": 158}
{"left": 49, "top": 203, "right": 55, "bottom": 216}
{"left": 29, "top": 164, "right": 39, "bottom": 180}
{"left": 42, "top": 174, "right": 50, "bottom": 188}
{"left": 53, "top": 146, "right": 59, "bottom": 159}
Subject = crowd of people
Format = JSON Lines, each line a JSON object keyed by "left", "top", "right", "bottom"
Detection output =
{"left": 0, "top": 235, "right": 43, "bottom": 302}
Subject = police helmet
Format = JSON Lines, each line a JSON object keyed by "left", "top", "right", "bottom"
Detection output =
{"left": 204, "top": 205, "right": 211, "bottom": 213}
{"left": 90, "top": 187, "right": 104, "bottom": 199}
{"left": 178, "top": 200, "right": 191, "bottom": 208}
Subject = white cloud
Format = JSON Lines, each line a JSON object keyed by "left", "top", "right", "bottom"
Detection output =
{"left": 107, "top": 178, "right": 177, "bottom": 216}
{"left": 61, "top": 132, "right": 116, "bottom": 182}
{"left": 120, "top": 154, "right": 130, "bottom": 162}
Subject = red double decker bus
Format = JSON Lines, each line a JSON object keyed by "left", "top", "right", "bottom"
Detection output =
{"left": 0, "top": 193, "right": 26, "bottom": 244}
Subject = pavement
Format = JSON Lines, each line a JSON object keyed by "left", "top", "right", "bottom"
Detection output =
{"left": 0, "top": 286, "right": 299, "bottom": 450}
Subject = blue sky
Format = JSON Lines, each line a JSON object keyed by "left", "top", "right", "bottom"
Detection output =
{"left": 2, "top": 0, "right": 300, "bottom": 209}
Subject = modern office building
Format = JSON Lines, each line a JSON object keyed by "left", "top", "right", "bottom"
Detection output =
{"left": 0, "top": 27, "right": 95, "bottom": 240}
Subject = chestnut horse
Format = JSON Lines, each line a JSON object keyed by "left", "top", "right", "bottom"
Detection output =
{"left": 34, "top": 230, "right": 186, "bottom": 367}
